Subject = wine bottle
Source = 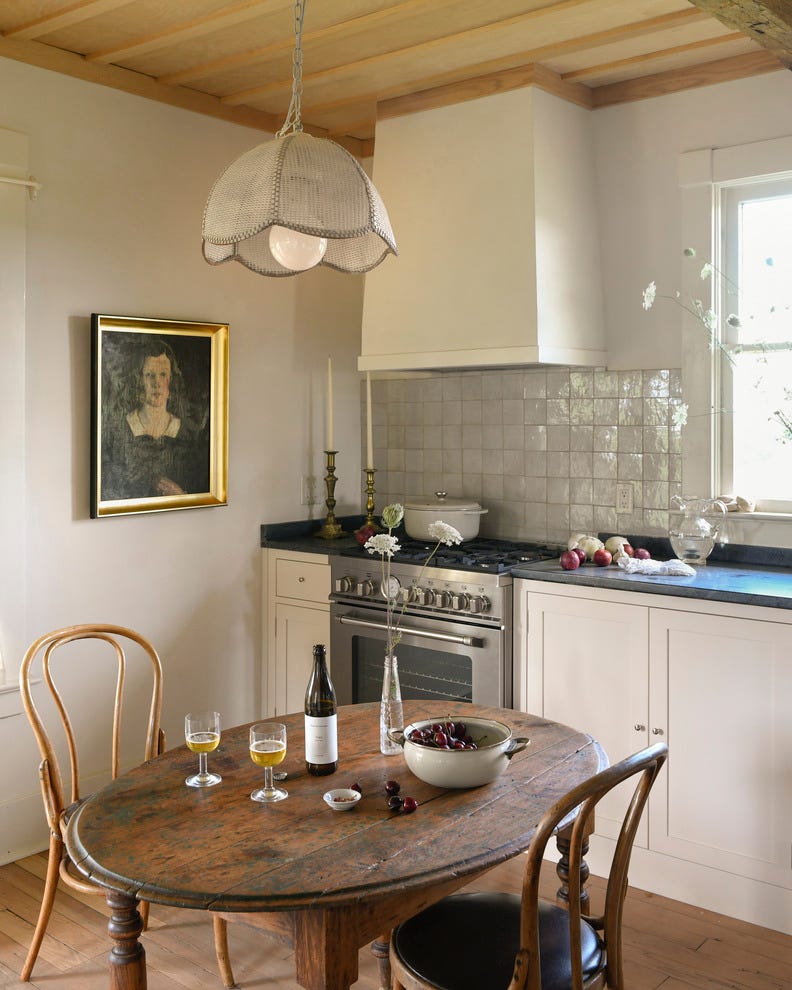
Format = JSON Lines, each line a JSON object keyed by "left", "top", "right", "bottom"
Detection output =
{"left": 304, "top": 643, "right": 338, "bottom": 776}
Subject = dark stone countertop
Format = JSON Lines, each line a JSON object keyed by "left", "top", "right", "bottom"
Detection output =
{"left": 511, "top": 557, "right": 792, "bottom": 611}
{"left": 260, "top": 516, "right": 368, "bottom": 555}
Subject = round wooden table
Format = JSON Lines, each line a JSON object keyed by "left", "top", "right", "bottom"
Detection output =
{"left": 66, "top": 701, "right": 605, "bottom": 990}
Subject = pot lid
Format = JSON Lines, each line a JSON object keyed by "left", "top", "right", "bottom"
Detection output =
{"left": 405, "top": 492, "right": 483, "bottom": 512}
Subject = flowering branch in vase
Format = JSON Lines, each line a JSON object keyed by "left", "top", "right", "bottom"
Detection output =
{"left": 364, "top": 503, "right": 462, "bottom": 755}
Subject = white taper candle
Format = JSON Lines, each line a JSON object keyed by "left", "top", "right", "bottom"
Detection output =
{"left": 326, "top": 356, "right": 334, "bottom": 450}
{"left": 366, "top": 372, "right": 373, "bottom": 469}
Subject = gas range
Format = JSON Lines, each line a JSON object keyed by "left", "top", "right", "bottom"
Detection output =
{"left": 332, "top": 537, "right": 560, "bottom": 624}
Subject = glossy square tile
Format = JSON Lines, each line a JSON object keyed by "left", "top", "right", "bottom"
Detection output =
{"left": 593, "top": 425, "right": 618, "bottom": 452}
{"left": 503, "top": 398, "right": 524, "bottom": 425}
{"left": 570, "top": 451, "right": 593, "bottom": 477}
{"left": 570, "top": 426, "right": 594, "bottom": 451}
{"left": 482, "top": 424, "right": 504, "bottom": 449}
{"left": 524, "top": 451, "right": 547, "bottom": 476}
{"left": 594, "top": 370, "right": 619, "bottom": 397}
{"left": 462, "top": 448, "right": 483, "bottom": 474}
{"left": 570, "top": 371, "right": 594, "bottom": 397}
{"left": 524, "top": 425, "right": 547, "bottom": 451}
{"left": 462, "top": 400, "right": 483, "bottom": 425}
{"left": 482, "top": 399, "right": 503, "bottom": 425}
{"left": 503, "top": 424, "right": 525, "bottom": 450}
{"left": 524, "top": 399, "right": 548, "bottom": 425}
{"left": 593, "top": 451, "right": 617, "bottom": 479}
{"left": 569, "top": 398, "right": 594, "bottom": 424}
{"left": 523, "top": 371, "right": 547, "bottom": 398}
{"left": 593, "top": 479, "right": 617, "bottom": 505}
{"left": 546, "top": 370, "right": 571, "bottom": 398}
{"left": 570, "top": 478, "right": 593, "bottom": 503}
{"left": 547, "top": 477, "right": 570, "bottom": 503}
{"left": 570, "top": 503, "right": 595, "bottom": 532}
{"left": 547, "top": 399, "right": 569, "bottom": 424}
{"left": 442, "top": 376, "right": 462, "bottom": 401}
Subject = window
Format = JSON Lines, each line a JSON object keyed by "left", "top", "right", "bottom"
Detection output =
{"left": 718, "top": 177, "right": 792, "bottom": 513}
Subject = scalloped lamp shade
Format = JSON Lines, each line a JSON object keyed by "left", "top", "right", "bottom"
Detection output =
{"left": 202, "top": 132, "right": 398, "bottom": 276}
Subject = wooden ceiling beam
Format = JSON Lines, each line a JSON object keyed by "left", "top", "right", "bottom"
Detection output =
{"left": 378, "top": 62, "right": 593, "bottom": 119}
{"left": 563, "top": 31, "right": 747, "bottom": 82}
{"left": 688, "top": 0, "right": 792, "bottom": 69}
{"left": 86, "top": 0, "right": 283, "bottom": 64}
{"left": 592, "top": 48, "right": 783, "bottom": 106}
{"left": 0, "top": 31, "right": 367, "bottom": 157}
{"left": 299, "top": 8, "right": 711, "bottom": 121}
{"left": 3, "top": 0, "right": 134, "bottom": 40}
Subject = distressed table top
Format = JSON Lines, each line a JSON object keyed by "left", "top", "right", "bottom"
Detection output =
{"left": 66, "top": 702, "right": 604, "bottom": 915}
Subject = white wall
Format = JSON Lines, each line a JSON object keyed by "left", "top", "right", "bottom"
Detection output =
{"left": 594, "top": 68, "right": 792, "bottom": 371}
{"left": 0, "top": 56, "right": 365, "bottom": 861}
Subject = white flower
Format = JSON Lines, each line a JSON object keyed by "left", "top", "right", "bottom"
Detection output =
{"left": 381, "top": 503, "right": 404, "bottom": 529}
{"left": 671, "top": 402, "right": 689, "bottom": 430}
{"left": 642, "top": 281, "right": 656, "bottom": 310}
{"left": 700, "top": 262, "right": 714, "bottom": 280}
{"left": 427, "top": 520, "right": 462, "bottom": 546}
{"left": 365, "top": 534, "right": 401, "bottom": 558}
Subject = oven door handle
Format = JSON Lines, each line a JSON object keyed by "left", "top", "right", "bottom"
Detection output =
{"left": 336, "top": 614, "right": 487, "bottom": 648}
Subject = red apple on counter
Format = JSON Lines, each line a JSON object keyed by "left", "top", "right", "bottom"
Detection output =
{"left": 355, "top": 524, "right": 377, "bottom": 545}
{"left": 622, "top": 543, "right": 635, "bottom": 557}
{"left": 571, "top": 547, "right": 586, "bottom": 564}
{"left": 559, "top": 550, "right": 581, "bottom": 570}
{"left": 593, "top": 548, "right": 613, "bottom": 567}
{"left": 635, "top": 547, "right": 651, "bottom": 559}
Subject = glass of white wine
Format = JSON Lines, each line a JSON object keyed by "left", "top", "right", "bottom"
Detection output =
{"left": 249, "top": 722, "right": 288, "bottom": 803}
{"left": 184, "top": 710, "right": 222, "bottom": 788}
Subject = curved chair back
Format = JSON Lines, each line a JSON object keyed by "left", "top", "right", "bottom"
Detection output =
{"left": 19, "top": 623, "right": 164, "bottom": 834}
{"left": 517, "top": 743, "right": 668, "bottom": 990}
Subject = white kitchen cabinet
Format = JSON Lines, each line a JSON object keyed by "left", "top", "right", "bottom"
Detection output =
{"left": 649, "top": 608, "right": 792, "bottom": 889}
{"left": 524, "top": 592, "right": 649, "bottom": 845}
{"left": 515, "top": 578, "right": 792, "bottom": 934}
{"left": 262, "top": 549, "right": 331, "bottom": 717}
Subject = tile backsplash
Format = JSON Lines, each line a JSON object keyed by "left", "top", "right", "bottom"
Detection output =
{"left": 364, "top": 367, "right": 685, "bottom": 542}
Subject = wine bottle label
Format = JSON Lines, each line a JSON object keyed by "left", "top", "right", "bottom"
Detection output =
{"left": 304, "top": 714, "right": 338, "bottom": 764}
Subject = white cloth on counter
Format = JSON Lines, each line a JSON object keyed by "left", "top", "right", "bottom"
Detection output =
{"left": 617, "top": 556, "right": 696, "bottom": 577}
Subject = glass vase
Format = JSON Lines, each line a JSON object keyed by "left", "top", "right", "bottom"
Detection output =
{"left": 380, "top": 654, "right": 404, "bottom": 756}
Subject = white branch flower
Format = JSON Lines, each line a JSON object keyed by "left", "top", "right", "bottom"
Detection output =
{"left": 364, "top": 533, "right": 401, "bottom": 558}
{"left": 427, "top": 520, "right": 463, "bottom": 546}
{"left": 642, "top": 281, "right": 656, "bottom": 310}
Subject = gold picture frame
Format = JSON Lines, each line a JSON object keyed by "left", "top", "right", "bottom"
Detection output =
{"left": 91, "top": 315, "right": 229, "bottom": 518}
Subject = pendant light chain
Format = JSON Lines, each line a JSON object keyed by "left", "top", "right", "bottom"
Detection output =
{"left": 277, "top": 0, "right": 306, "bottom": 137}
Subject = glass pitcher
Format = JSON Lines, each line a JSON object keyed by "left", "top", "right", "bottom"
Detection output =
{"left": 669, "top": 496, "right": 727, "bottom": 565}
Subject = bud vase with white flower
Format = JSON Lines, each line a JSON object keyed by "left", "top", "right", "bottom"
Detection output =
{"left": 364, "top": 503, "right": 463, "bottom": 755}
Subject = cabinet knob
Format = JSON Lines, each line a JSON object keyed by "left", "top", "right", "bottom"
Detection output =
{"left": 652, "top": 727, "right": 664, "bottom": 736}
{"left": 634, "top": 723, "right": 646, "bottom": 732}
{"left": 298, "top": 576, "right": 306, "bottom": 583}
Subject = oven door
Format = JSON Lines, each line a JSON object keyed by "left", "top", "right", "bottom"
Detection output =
{"left": 330, "top": 602, "right": 511, "bottom": 709}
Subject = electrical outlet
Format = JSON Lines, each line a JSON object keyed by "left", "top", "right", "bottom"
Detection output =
{"left": 616, "top": 483, "right": 633, "bottom": 514}
{"left": 301, "top": 475, "right": 316, "bottom": 506}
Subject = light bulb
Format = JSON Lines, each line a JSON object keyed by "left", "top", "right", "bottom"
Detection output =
{"left": 269, "top": 225, "right": 328, "bottom": 270}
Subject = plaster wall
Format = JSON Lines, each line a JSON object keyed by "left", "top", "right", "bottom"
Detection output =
{"left": 0, "top": 55, "right": 364, "bottom": 861}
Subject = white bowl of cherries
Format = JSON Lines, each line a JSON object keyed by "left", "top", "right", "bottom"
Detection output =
{"left": 388, "top": 716, "right": 530, "bottom": 789}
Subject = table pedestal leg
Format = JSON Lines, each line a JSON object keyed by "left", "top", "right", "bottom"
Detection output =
{"left": 106, "top": 890, "right": 146, "bottom": 990}
{"left": 555, "top": 820, "right": 591, "bottom": 916}
{"left": 371, "top": 933, "right": 391, "bottom": 990}
{"left": 294, "top": 908, "right": 359, "bottom": 990}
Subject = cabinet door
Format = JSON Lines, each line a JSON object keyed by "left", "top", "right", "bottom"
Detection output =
{"left": 526, "top": 591, "right": 649, "bottom": 844}
{"left": 649, "top": 608, "right": 792, "bottom": 887}
{"left": 272, "top": 603, "right": 331, "bottom": 717}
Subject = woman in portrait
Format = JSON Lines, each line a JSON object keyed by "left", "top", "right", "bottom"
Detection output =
{"left": 101, "top": 337, "right": 210, "bottom": 501}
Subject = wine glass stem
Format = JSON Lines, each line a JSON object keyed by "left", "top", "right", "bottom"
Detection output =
{"left": 264, "top": 766, "right": 273, "bottom": 794}
{"left": 199, "top": 752, "right": 208, "bottom": 779}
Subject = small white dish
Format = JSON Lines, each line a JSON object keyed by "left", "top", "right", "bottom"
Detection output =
{"left": 323, "top": 788, "right": 361, "bottom": 811}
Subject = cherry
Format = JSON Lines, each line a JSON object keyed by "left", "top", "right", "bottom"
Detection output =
{"left": 387, "top": 795, "right": 403, "bottom": 811}
{"left": 350, "top": 782, "right": 362, "bottom": 794}
{"left": 402, "top": 796, "right": 418, "bottom": 813}
{"left": 385, "top": 779, "right": 401, "bottom": 795}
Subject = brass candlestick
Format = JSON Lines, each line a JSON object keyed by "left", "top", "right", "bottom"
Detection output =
{"left": 316, "top": 451, "right": 346, "bottom": 540}
{"left": 354, "top": 469, "right": 380, "bottom": 539}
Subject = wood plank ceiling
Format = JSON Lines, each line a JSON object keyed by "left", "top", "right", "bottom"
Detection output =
{"left": 1, "top": 1, "right": 790, "bottom": 158}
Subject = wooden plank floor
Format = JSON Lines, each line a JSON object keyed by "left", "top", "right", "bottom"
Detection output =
{"left": 1, "top": 852, "right": 790, "bottom": 989}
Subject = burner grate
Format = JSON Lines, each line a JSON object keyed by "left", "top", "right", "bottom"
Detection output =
{"left": 341, "top": 537, "right": 560, "bottom": 573}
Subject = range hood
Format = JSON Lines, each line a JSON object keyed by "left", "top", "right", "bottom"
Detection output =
{"left": 359, "top": 86, "right": 606, "bottom": 372}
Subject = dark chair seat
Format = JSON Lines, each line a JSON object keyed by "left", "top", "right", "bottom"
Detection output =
{"left": 392, "top": 892, "right": 604, "bottom": 990}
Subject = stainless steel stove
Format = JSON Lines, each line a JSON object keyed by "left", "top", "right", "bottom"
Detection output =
{"left": 329, "top": 538, "right": 559, "bottom": 709}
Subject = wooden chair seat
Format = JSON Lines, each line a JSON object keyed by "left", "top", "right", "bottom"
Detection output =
{"left": 391, "top": 744, "right": 668, "bottom": 990}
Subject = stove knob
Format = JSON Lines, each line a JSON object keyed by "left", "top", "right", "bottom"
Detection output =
{"left": 356, "top": 579, "right": 375, "bottom": 597}
{"left": 469, "top": 595, "right": 490, "bottom": 614}
{"left": 451, "top": 593, "right": 470, "bottom": 611}
{"left": 399, "top": 586, "right": 414, "bottom": 605}
{"left": 335, "top": 575, "right": 355, "bottom": 594}
{"left": 415, "top": 587, "right": 434, "bottom": 606}
{"left": 433, "top": 590, "right": 450, "bottom": 608}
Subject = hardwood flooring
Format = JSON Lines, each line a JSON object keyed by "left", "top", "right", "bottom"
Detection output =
{"left": 0, "top": 851, "right": 790, "bottom": 989}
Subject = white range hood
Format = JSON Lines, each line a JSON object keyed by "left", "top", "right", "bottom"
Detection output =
{"left": 359, "top": 86, "right": 606, "bottom": 372}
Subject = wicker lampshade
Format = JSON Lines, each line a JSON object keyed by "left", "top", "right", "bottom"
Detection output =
{"left": 202, "top": 131, "right": 397, "bottom": 276}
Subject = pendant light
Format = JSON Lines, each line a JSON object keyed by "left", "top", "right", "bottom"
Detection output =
{"left": 202, "top": 0, "right": 397, "bottom": 276}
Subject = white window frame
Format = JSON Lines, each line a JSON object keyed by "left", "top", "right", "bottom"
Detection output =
{"left": 719, "top": 176, "right": 792, "bottom": 513}
{"left": 679, "top": 137, "right": 792, "bottom": 526}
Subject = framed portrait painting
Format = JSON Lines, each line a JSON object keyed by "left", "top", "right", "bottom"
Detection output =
{"left": 91, "top": 315, "right": 229, "bottom": 518}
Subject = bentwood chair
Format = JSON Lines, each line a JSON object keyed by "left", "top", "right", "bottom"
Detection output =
{"left": 390, "top": 743, "right": 668, "bottom": 990}
{"left": 18, "top": 623, "right": 233, "bottom": 986}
